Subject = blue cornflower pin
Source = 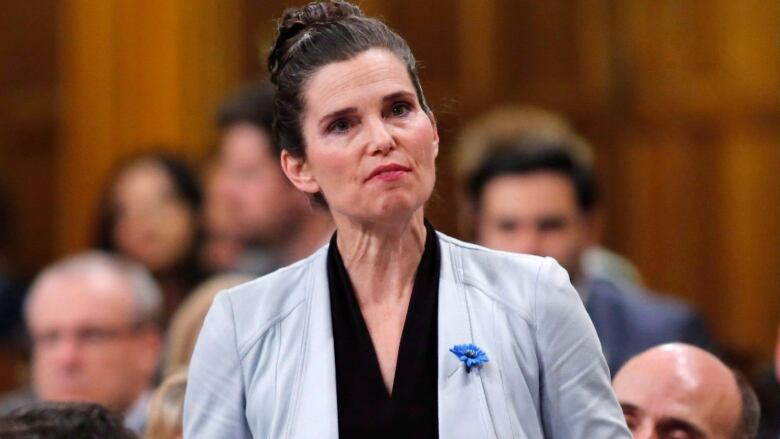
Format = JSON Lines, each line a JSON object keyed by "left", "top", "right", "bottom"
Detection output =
{"left": 449, "top": 343, "right": 489, "bottom": 373}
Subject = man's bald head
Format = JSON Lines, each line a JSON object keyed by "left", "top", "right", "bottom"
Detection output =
{"left": 613, "top": 343, "right": 759, "bottom": 439}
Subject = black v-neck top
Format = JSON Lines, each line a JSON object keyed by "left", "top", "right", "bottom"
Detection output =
{"left": 327, "top": 221, "right": 440, "bottom": 438}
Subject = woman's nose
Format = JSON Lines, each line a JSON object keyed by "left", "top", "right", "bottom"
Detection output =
{"left": 365, "top": 118, "right": 395, "bottom": 155}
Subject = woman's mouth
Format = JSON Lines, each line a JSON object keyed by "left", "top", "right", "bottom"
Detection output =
{"left": 366, "top": 163, "right": 411, "bottom": 182}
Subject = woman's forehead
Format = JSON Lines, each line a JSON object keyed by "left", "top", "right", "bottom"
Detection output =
{"left": 303, "top": 49, "right": 414, "bottom": 115}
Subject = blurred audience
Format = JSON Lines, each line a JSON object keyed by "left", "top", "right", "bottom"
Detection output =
{"left": 203, "top": 83, "right": 332, "bottom": 275}
{"left": 163, "top": 274, "right": 251, "bottom": 377}
{"left": 144, "top": 369, "right": 186, "bottom": 439}
{"left": 0, "top": 252, "right": 162, "bottom": 435}
{"left": 454, "top": 106, "right": 644, "bottom": 288}
{"left": 96, "top": 152, "right": 205, "bottom": 324}
{"left": 755, "top": 322, "right": 780, "bottom": 438}
{"left": 613, "top": 343, "right": 760, "bottom": 439}
{"left": 0, "top": 402, "right": 137, "bottom": 438}
{"left": 457, "top": 106, "right": 713, "bottom": 373}
{"left": 0, "top": 188, "right": 26, "bottom": 343}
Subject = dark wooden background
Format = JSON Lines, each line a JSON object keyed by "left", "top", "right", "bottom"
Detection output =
{"left": 1, "top": 1, "right": 778, "bottom": 377}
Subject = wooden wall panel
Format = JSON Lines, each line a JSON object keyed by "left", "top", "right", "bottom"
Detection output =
{"left": 1, "top": 0, "right": 776, "bottom": 361}
{"left": 56, "top": 0, "right": 244, "bottom": 256}
{"left": 0, "top": 1, "right": 57, "bottom": 276}
{"left": 716, "top": 125, "right": 780, "bottom": 353}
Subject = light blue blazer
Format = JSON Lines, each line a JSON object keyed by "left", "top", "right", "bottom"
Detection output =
{"left": 184, "top": 233, "right": 630, "bottom": 438}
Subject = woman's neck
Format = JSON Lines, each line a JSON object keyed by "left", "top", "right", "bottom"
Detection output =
{"left": 333, "top": 209, "right": 427, "bottom": 307}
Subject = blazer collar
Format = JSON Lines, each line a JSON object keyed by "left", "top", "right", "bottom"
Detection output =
{"left": 289, "top": 236, "right": 495, "bottom": 438}
{"left": 436, "top": 234, "right": 497, "bottom": 438}
{"left": 288, "top": 248, "right": 339, "bottom": 438}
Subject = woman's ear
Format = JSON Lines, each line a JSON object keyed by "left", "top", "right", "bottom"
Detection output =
{"left": 281, "top": 150, "right": 321, "bottom": 195}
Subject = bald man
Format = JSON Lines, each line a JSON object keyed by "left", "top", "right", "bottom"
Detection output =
{"left": 613, "top": 343, "right": 760, "bottom": 439}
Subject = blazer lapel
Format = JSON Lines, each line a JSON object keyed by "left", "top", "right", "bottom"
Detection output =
{"left": 288, "top": 251, "right": 339, "bottom": 438}
{"left": 437, "top": 237, "right": 497, "bottom": 439}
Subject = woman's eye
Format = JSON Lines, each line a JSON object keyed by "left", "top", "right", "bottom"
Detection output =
{"left": 327, "top": 119, "right": 351, "bottom": 134}
{"left": 390, "top": 102, "right": 411, "bottom": 117}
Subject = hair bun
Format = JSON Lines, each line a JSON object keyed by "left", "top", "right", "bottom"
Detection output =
{"left": 268, "top": 1, "right": 364, "bottom": 83}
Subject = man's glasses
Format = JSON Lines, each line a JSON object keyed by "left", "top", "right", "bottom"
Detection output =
{"left": 30, "top": 324, "right": 144, "bottom": 350}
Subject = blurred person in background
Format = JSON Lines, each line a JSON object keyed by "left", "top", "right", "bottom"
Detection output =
{"left": 0, "top": 402, "right": 138, "bottom": 438}
{"left": 203, "top": 83, "right": 332, "bottom": 275}
{"left": 96, "top": 152, "right": 206, "bottom": 324}
{"left": 458, "top": 111, "right": 713, "bottom": 373}
{"left": 0, "top": 252, "right": 163, "bottom": 435}
{"left": 755, "top": 322, "right": 780, "bottom": 438}
{"left": 163, "top": 273, "right": 251, "bottom": 377}
{"left": 454, "top": 106, "right": 644, "bottom": 289}
{"left": 0, "top": 187, "right": 26, "bottom": 343}
{"left": 613, "top": 343, "right": 760, "bottom": 439}
{"left": 144, "top": 369, "right": 186, "bottom": 439}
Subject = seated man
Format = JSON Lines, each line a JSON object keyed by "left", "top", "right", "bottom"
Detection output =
{"left": 613, "top": 343, "right": 760, "bottom": 439}
{"left": 459, "top": 111, "right": 713, "bottom": 373}
{"left": 0, "top": 252, "right": 162, "bottom": 435}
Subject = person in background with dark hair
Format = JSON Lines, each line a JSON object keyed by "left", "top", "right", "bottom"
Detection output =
{"left": 184, "top": 1, "right": 630, "bottom": 438}
{"left": 0, "top": 402, "right": 138, "bottom": 439}
{"left": 0, "top": 187, "right": 26, "bottom": 343}
{"left": 96, "top": 152, "right": 205, "bottom": 324}
{"left": 613, "top": 343, "right": 760, "bottom": 439}
{"left": 464, "top": 133, "right": 713, "bottom": 374}
{"left": 202, "top": 83, "right": 332, "bottom": 275}
{"left": 454, "top": 106, "right": 646, "bottom": 288}
{"left": 755, "top": 322, "right": 780, "bottom": 438}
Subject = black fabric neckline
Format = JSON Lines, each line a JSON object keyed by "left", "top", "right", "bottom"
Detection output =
{"left": 327, "top": 220, "right": 440, "bottom": 438}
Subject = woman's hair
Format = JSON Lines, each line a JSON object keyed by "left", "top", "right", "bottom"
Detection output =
{"left": 144, "top": 369, "right": 188, "bottom": 439}
{"left": 267, "top": 0, "right": 430, "bottom": 162}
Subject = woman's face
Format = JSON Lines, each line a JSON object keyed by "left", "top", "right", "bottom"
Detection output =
{"left": 290, "top": 48, "right": 439, "bottom": 225}
{"left": 112, "top": 161, "right": 197, "bottom": 272}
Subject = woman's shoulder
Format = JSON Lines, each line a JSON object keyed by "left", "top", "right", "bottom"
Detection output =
{"left": 436, "top": 232, "right": 576, "bottom": 315}
{"left": 208, "top": 246, "right": 328, "bottom": 345}
{"left": 436, "top": 232, "right": 550, "bottom": 285}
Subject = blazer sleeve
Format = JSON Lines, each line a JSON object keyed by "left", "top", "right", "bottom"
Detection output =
{"left": 534, "top": 258, "right": 631, "bottom": 438}
{"left": 183, "top": 292, "right": 252, "bottom": 438}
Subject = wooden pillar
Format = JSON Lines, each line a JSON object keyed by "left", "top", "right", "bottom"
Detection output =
{"left": 57, "top": 0, "right": 243, "bottom": 255}
{"left": 456, "top": 0, "right": 497, "bottom": 108}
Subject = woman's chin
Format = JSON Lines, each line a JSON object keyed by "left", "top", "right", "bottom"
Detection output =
{"left": 364, "top": 196, "right": 424, "bottom": 224}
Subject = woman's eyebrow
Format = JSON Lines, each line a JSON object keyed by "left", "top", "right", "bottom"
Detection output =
{"left": 382, "top": 90, "right": 416, "bottom": 103}
{"left": 318, "top": 91, "right": 416, "bottom": 125}
{"left": 319, "top": 107, "right": 356, "bottom": 126}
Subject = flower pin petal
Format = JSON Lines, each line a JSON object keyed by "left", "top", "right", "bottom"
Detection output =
{"left": 449, "top": 343, "right": 489, "bottom": 373}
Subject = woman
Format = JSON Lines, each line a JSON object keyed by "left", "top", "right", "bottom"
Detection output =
{"left": 96, "top": 152, "right": 205, "bottom": 324}
{"left": 184, "top": 2, "right": 630, "bottom": 438}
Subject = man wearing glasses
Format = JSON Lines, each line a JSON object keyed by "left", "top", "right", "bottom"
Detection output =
{"left": 0, "top": 252, "right": 162, "bottom": 434}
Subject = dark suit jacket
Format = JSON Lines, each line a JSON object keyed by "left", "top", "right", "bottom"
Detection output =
{"left": 0, "top": 276, "right": 25, "bottom": 341}
{"left": 583, "top": 278, "right": 713, "bottom": 375}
